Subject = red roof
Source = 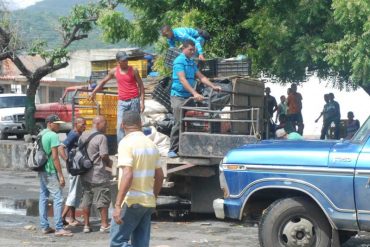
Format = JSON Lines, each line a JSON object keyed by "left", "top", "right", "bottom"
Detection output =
{"left": 1, "top": 55, "right": 46, "bottom": 76}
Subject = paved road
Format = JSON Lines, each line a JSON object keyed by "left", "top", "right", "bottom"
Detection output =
{"left": 0, "top": 170, "right": 369, "bottom": 246}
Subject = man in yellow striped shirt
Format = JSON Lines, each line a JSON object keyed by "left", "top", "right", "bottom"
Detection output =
{"left": 110, "top": 111, "right": 164, "bottom": 247}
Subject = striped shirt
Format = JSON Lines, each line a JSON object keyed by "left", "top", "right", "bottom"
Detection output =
{"left": 117, "top": 131, "right": 161, "bottom": 207}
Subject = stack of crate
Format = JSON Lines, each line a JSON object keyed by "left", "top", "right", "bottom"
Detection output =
{"left": 91, "top": 59, "right": 148, "bottom": 80}
{"left": 78, "top": 93, "right": 118, "bottom": 135}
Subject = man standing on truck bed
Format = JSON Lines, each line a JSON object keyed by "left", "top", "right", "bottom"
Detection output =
{"left": 168, "top": 39, "right": 221, "bottom": 158}
{"left": 89, "top": 51, "right": 145, "bottom": 143}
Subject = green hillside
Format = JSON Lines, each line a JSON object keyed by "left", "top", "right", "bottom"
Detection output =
{"left": 12, "top": 0, "right": 133, "bottom": 50}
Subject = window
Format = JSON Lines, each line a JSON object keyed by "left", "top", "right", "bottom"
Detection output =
{"left": 0, "top": 96, "right": 27, "bottom": 108}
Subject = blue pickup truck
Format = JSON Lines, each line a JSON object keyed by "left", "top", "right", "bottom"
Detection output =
{"left": 213, "top": 116, "right": 370, "bottom": 247}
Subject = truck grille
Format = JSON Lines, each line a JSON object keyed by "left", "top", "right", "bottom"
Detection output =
{"left": 13, "top": 114, "right": 25, "bottom": 123}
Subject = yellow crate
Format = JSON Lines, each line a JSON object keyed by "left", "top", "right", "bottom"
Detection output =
{"left": 106, "top": 128, "right": 117, "bottom": 135}
{"left": 107, "top": 60, "right": 117, "bottom": 70}
{"left": 91, "top": 61, "right": 109, "bottom": 71}
{"left": 79, "top": 108, "right": 97, "bottom": 115}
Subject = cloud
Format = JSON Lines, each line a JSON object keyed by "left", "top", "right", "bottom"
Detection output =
{"left": 5, "top": 0, "right": 43, "bottom": 10}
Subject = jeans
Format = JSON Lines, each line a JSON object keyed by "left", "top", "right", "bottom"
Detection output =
{"left": 117, "top": 98, "right": 140, "bottom": 143}
{"left": 110, "top": 204, "right": 154, "bottom": 247}
{"left": 321, "top": 118, "right": 340, "bottom": 140}
{"left": 38, "top": 172, "right": 64, "bottom": 231}
{"left": 169, "top": 96, "right": 187, "bottom": 153}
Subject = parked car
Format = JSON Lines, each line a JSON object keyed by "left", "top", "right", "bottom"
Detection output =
{"left": 214, "top": 116, "right": 370, "bottom": 246}
{"left": 0, "top": 94, "right": 28, "bottom": 140}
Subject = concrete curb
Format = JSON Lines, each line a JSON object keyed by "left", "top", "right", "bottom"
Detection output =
{"left": 0, "top": 141, "right": 29, "bottom": 170}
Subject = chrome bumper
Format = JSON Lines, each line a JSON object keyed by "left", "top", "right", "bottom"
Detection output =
{"left": 213, "top": 198, "right": 225, "bottom": 219}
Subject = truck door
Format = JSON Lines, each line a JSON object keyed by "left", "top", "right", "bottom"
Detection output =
{"left": 355, "top": 135, "right": 370, "bottom": 231}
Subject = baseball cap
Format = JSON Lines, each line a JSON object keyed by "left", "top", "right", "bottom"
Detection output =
{"left": 116, "top": 51, "right": 128, "bottom": 61}
{"left": 45, "top": 114, "right": 65, "bottom": 124}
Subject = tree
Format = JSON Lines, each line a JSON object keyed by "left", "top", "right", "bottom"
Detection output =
{"left": 96, "top": 0, "right": 369, "bottom": 89}
{"left": 0, "top": 0, "right": 118, "bottom": 134}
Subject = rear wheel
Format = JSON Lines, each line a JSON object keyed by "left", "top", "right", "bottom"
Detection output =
{"left": 259, "top": 197, "right": 331, "bottom": 247}
{"left": 0, "top": 130, "right": 7, "bottom": 140}
{"left": 16, "top": 134, "right": 24, "bottom": 140}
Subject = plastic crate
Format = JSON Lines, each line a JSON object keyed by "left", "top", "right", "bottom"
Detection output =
{"left": 91, "top": 61, "right": 109, "bottom": 71}
{"left": 198, "top": 59, "right": 218, "bottom": 77}
{"left": 152, "top": 77, "right": 172, "bottom": 112}
{"left": 164, "top": 48, "right": 181, "bottom": 68}
{"left": 217, "top": 59, "right": 251, "bottom": 77}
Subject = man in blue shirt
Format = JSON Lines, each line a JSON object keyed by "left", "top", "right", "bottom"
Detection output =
{"left": 168, "top": 39, "right": 221, "bottom": 158}
{"left": 58, "top": 117, "right": 86, "bottom": 226}
{"left": 161, "top": 25, "right": 209, "bottom": 61}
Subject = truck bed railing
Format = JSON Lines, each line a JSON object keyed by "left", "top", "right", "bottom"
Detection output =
{"left": 179, "top": 91, "right": 261, "bottom": 137}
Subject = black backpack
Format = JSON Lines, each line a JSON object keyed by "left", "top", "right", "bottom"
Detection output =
{"left": 26, "top": 133, "right": 50, "bottom": 171}
{"left": 67, "top": 132, "right": 102, "bottom": 176}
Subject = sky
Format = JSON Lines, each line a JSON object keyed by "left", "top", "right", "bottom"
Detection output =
{"left": 4, "top": 0, "right": 43, "bottom": 10}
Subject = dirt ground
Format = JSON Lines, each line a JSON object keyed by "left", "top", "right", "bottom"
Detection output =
{"left": 0, "top": 170, "right": 369, "bottom": 247}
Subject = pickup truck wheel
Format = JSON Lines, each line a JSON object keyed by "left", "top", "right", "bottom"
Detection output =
{"left": 0, "top": 131, "right": 7, "bottom": 140}
{"left": 16, "top": 134, "right": 24, "bottom": 140}
{"left": 259, "top": 197, "right": 331, "bottom": 247}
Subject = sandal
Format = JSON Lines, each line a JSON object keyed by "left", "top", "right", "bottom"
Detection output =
{"left": 83, "top": 225, "right": 92, "bottom": 233}
{"left": 99, "top": 225, "right": 110, "bottom": 233}
{"left": 68, "top": 220, "right": 82, "bottom": 227}
{"left": 55, "top": 229, "right": 73, "bottom": 237}
{"left": 41, "top": 227, "right": 55, "bottom": 234}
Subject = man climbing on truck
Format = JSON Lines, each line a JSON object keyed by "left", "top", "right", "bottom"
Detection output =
{"left": 161, "top": 25, "right": 210, "bottom": 61}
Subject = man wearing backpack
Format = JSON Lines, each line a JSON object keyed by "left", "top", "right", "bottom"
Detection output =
{"left": 38, "top": 114, "right": 73, "bottom": 237}
{"left": 79, "top": 115, "right": 112, "bottom": 233}
{"left": 58, "top": 117, "right": 86, "bottom": 226}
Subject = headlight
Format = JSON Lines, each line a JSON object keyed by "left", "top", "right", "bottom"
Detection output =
{"left": 1, "top": 115, "right": 13, "bottom": 121}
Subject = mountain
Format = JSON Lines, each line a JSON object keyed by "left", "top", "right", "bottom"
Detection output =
{"left": 11, "top": 0, "right": 133, "bottom": 50}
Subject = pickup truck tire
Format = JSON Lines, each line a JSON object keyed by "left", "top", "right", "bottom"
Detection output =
{"left": 259, "top": 197, "right": 331, "bottom": 247}
{"left": 0, "top": 131, "right": 7, "bottom": 140}
{"left": 16, "top": 134, "right": 24, "bottom": 140}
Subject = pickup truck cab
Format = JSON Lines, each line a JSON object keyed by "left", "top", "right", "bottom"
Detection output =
{"left": 214, "top": 116, "right": 370, "bottom": 246}
{"left": 0, "top": 94, "right": 28, "bottom": 139}
{"left": 34, "top": 86, "right": 85, "bottom": 132}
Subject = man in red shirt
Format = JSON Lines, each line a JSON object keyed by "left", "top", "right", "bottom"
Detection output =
{"left": 90, "top": 51, "right": 145, "bottom": 143}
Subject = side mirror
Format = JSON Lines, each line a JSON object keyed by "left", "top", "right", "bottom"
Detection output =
{"left": 59, "top": 98, "right": 64, "bottom": 104}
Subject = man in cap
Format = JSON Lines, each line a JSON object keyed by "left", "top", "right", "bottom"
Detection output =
{"left": 90, "top": 51, "right": 145, "bottom": 143}
{"left": 38, "top": 114, "right": 73, "bottom": 237}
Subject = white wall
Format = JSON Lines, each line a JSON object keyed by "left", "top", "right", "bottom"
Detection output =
{"left": 266, "top": 76, "right": 370, "bottom": 138}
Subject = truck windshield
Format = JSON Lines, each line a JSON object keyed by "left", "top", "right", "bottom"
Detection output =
{"left": 0, "top": 96, "right": 27, "bottom": 108}
{"left": 352, "top": 116, "right": 370, "bottom": 143}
